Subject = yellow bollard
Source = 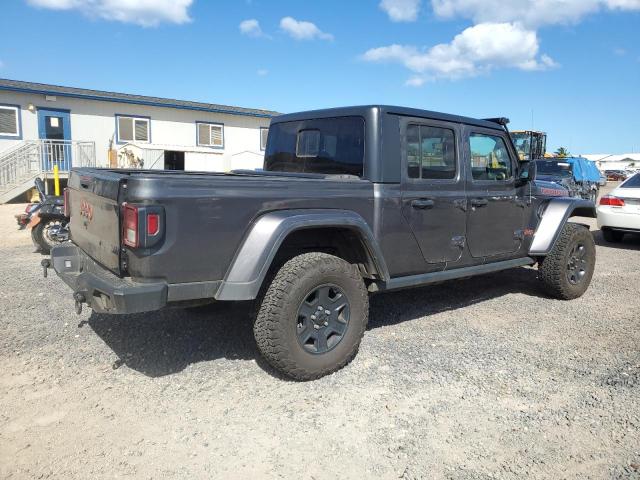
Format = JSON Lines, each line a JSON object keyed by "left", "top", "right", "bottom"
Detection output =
{"left": 53, "top": 164, "right": 60, "bottom": 196}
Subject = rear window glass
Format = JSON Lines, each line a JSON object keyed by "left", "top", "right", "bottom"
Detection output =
{"left": 622, "top": 173, "right": 640, "bottom": 188}
{"left": 264, "top": 116, "right": 365, "bottom": 176}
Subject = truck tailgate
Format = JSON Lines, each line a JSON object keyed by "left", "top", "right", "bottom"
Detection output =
{"left": 68, "top": 170, "right": 122, "bottom": 274}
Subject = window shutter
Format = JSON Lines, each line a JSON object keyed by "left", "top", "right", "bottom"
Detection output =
{"left": 198, "top": 123, "right": 210, "bottom": 145}
{"left": 134, "top": 119, "right": 149, "bottom": 142}
{"left": 118, "top": 117, "right": 134, "bottom": 142}
{"left": 0, "top": 107, "right": 18, "bottom": 136}
{"left": 210, "top": 125, "right": 223, "bottom": 147}
{"left": 261, "top": 128, "right": 269, "bottom": 150}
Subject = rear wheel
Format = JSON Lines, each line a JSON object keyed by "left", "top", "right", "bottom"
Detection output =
{"left": 602, "top": 228, "right": 624, "bottom": 243}
{"left": 33, "top": 219, "right": 66, "bottom": 254}
{"left": 254, "top": 252, "right": 368, "bottom": 381}
{"left": 538, "top": 223, "right": 595, "bottom": 300}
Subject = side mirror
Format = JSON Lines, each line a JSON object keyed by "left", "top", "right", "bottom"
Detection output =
{"left": 516, "top": 160, "right": 536, "bottom": 187}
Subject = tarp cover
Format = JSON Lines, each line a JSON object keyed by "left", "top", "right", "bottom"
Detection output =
{"left": 566, "top": 157, "right": 601, "bottom": 182}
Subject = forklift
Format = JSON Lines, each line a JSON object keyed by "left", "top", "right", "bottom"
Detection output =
{"left": 510, "top": 130, "right": 547, "bottom": 161}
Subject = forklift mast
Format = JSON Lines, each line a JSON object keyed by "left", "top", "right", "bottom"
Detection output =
{"left": 510, "top": 130, "right": 547, "bottom": 161}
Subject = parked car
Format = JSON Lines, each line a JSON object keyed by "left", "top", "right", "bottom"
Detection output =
{"left": 605, "top": 170, "right": 627, "bottom": 182}
{"left": 599, "top": 173, "right": 607, "bottom": 187}
{"left": 43, "top": 106, "right": 597, "bottom": 380}
{"left": 535, "top": 157, "right": 601, "bottom": 201}
{"left": 598, "top": 172, "right": 640, "bottom": 242}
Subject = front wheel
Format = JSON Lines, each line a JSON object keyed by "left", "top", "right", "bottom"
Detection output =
{"left": 538, "top": 223, "right": 596, "bottom": 300}
{"left": 254, "top": 252, "right": 369, "bottom": 381}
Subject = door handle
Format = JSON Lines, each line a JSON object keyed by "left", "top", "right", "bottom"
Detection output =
{"left": 411, "top": 199, "right": 435, "bottom": 210}
{"left": 470, "top": 198, "right": 489, "bottom": 207}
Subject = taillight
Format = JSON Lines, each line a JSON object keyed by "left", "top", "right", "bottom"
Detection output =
{"left": 147, "top": 213, "right": 160, "bottom": 236}
{"left": 123, "top": 203, "right": 139, "bottom": 248}
{"left": 63, "top": 188, "right": 70, "bottom": 217}
{"left": 122, "top": 204, "right": 163, "bottom": 249}
{"left": 599, "top": 195, "right": 625, "bottom": 207}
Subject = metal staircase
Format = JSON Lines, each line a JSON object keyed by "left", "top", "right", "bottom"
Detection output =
{"left": 0, "top": 140, "right": 96, "bottom": 203}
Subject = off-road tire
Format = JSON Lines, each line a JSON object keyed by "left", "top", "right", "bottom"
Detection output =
{"left": 254, "top": 252, "right": 368, "bottom": 381}
{"left": 602, "top": 228, "right": 624, "bottom": 243}
{"left": 33, "top": 220, "right": 61, "bottom": 255}
{"left": 538, "top": 223, "right": 595, "bottom": 300}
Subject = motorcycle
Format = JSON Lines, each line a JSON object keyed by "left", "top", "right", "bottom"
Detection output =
{"left": 25, "top": 178, "right": 70, "bottom": 254}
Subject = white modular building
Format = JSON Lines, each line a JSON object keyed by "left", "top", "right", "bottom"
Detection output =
{"left": 0, "top": 78, "right": 278, "bottom": 202}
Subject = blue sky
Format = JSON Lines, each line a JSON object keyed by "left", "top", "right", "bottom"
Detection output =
{"left": 1, "top": 0, "right": 639, "bottom": 153}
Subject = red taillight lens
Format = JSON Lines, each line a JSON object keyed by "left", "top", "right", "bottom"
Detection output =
{"left": 63, "top": 188, "right": 70, "bottom": 217}
{"left": 599, "top": 195, "right": 625, "bottom": 207}
{"left": 147, "top": 213, "right": 160, "bottom": 236}
{"left": 123, "top": 203, "right": 139, "bottom": 248}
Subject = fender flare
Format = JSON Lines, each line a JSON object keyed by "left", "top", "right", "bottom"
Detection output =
{"left": 215, "top": 209, "right": 389, "bottom": 301}
{"left": 529, "top": 198, "right": 596, "bottom": 256}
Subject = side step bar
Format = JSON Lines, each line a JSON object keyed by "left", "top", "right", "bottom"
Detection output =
{"left": 380, "top": 257, "right": 536, "bottom": 292}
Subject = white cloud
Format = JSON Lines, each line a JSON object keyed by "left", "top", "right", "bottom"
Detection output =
{"left": 240, "top": 18, "right": 268, "bottom": 38}
{"left": 430, "top": 0, "right": 640, "bottom": 28}
{"left": 363, "top": 22, "right": 557, "bottom": 82}
{"left": 26, "top": 0, "right": 193, "bottom": 27}
{"left": 280, "top": 16, "right": 333, "bottom": 41}
{"left": 379, "top": 0, "right": 421, "bottom": 22}
{"left": 257, "top": 68, "right": 269, "bottom": 76}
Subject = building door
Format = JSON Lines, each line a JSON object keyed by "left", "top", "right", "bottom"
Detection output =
{"left": 164, "top": 151, "right": 185, "bottom": 170}
{"left": 37, "top": 108, "right": 71, "bottom": 171}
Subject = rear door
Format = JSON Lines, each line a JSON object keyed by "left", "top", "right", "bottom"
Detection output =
{"left": 400, "top": 118, "right": 467, "bottom": 264}
{"left": 68, "top": 170, "right": 123, "bottom": 273}
{"left": 464, "top": 126, "right": 524, "bottom": 258}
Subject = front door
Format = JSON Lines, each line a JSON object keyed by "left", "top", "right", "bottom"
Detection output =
{"left": 401, "top": 119, "right": 467, "bottom": 265}
{"left": 37, "top": 108, "right": 71, "bottom": 171}
{"left": 464, "top": 127, "right": 524, "bottom": 258}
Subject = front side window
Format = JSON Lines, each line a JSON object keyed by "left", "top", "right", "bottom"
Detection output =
{"left": 469, "top": 133, "right": 513, "bottom": 181}
{"left": 406, "top": 124, "right": 456, "bottom": 180}
{"left": 197, "top": 122, "right": 224, "bottom": 148}
{"left": 264, "top": 116, "right": 365, "bottom": 176}
{"left": 0, "top": 105, "right": 20, "bottom": 137}
{"left": 117, "top": 116, "right": 150, "bottom": 143}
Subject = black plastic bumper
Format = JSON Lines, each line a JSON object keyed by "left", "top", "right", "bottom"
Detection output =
{"left": 50, "top": 243, "right": 167, "bottom": 314}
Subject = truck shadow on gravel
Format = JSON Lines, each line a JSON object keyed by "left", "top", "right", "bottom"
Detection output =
{"left": 87, "top": 267, "right": 548, "bottom": 379}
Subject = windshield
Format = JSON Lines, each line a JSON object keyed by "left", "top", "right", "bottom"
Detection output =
{"left": 264, "top": 116, "right": 365, "bottom": 176}
{"left": 621, "top": 173, "right": 640, "bottom": 188}
{"left": 536, "top": 160, "right": 572, "bottom": 177}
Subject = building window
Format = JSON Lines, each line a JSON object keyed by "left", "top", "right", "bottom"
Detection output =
{"left": 117, "top": 115, "right": 150, "bottom": 143}
{"left": 197, "top": 122, "right": 224, "bottom": 148}
{"left": 0, "top": 105, "right": 21, "bottom": 138}
{"left": 260, "top": 127, "right": 269, "bottom": 151}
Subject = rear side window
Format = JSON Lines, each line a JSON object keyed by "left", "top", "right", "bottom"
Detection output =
{"left": 406, "top": 125, "right": 456, "bottom": 180}
{"left": 469, "top": 133, "right": 513, "bottom": 181}
{"left": 264, "top": 116, "right": 365, "bottom": 176}
{"left": 622, "top": 173, "right": 640, "bottom": 188}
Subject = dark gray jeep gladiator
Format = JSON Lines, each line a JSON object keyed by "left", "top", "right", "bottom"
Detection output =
{"left": 45, "top": 106, "right": 596, "bottom": 380}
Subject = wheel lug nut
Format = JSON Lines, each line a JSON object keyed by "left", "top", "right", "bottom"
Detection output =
{"left": 324, "top": 310, "right": 330, "bottom": 315}
{"left": 317, "top": 306, "right": 323, "bottom": 310}
{"left": 324, "top": 321, "right": 328, "bottom": 326}
{"left": 311, "top": 315, "right": 316, "bottom": 320}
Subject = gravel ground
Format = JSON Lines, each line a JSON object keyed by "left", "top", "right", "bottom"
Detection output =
{"left": 1, "top": 187, "right": 639, "bottom": 479}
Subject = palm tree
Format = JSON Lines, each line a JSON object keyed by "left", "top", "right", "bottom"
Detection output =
{"left": 554, "top": 147, "right": 570, "bottom": 158}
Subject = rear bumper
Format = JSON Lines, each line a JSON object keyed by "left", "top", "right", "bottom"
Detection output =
{"left": 50, "top": 243, "right": 167, "bottom": 314}
{"left": 597, "top": 206, "right": 640, "bottom": 231}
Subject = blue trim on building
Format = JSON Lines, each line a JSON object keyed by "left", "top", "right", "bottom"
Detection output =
{"left": 0, "top": 103, "right": 23, "bottom": 140}
{"left": 195, "top": 121, "right": 225, "bottom": 149}
{"left": 115, "top": 114, "right": 152, "bottom": 145}
{"left": 0, "top": 85, "right": 274, "bottom": 118}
